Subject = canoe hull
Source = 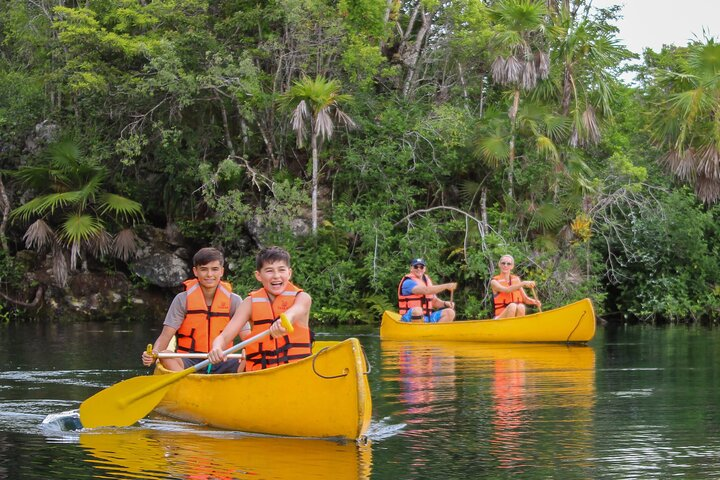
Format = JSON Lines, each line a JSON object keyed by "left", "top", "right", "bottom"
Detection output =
{"left": 154, "top": 338, "right": 372, "bottom": 440}
{"left": 380, "top": 298, "right": 596, "bottom": 343}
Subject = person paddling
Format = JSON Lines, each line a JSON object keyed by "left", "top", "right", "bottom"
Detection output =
{"left": 208, "top": 246, "right": 313, "bottom": 371}
{"left": 398, "top": 258, "right": 456, "bottom": 323}
{"left": 490, "top": 254, "right": 541, "bottom": 319}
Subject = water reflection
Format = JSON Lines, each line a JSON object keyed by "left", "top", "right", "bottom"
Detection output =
{"left": 382, "top": 341, "right": 596, "bottom": 474}
{"left": 79, "top": 427, "right": 372, "bottom": 479}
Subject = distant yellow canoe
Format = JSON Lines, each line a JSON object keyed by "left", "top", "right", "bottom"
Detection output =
{"left": 153, "top": 338, "right": 372, "bottom": 440}
{"left": 380, "top": 298, "right": 596, "bottom": 343}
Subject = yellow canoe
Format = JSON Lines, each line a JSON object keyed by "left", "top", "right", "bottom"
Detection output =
{"left": 153, "top": 338, "right": 372, "bottom": 440}
{"left": 380, "top": 297, "right": 596, "bottom": 342}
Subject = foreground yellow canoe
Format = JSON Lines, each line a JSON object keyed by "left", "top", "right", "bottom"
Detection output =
{"left": 380, "top": 297, "right": 596, "bottom": 342}
{"left": 153, "top": 338, "right": 372, "bottom": 440}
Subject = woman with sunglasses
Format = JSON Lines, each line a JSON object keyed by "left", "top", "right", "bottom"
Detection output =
{"left": 398, "top": 258, "right": 457, "bottom": 323}
{"left": 490, "top": 255, "right": 541, "bottom": 319}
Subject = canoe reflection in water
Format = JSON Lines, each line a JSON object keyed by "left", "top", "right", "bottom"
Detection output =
{"left": 382, "top": 341, "right": 595, "bottom": 470}
{"left": 79, "top": 428, "right": 372, "bottom": 480}
{"left": 487, "top": 344, "right": 595, "bottom": 469}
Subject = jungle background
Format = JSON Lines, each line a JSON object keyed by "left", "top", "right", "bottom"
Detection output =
{"left": 1, "top": 0, "right": 719, "bottom": 324}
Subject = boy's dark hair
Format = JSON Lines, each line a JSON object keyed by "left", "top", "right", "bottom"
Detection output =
{"left": 193, "top": 247, "right": 224, "bottom": 267}
{"left": 256, "top": 246, "right": 291, "bottom": 270}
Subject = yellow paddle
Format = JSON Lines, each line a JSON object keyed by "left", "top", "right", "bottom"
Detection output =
{"left": 79, "top": 314, "right": 293, "bottom": 429}
{"left": 531, "top": 286, "right": 542, "bottom": 312}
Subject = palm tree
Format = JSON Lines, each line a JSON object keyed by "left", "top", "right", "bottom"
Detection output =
{"left": 486, "top": 0, "right": 551, "bottom": 200}
{"left": 280, "top": 75, "right": 355, "bottom": 233}
{"left": 549, "top": 7, "right": 629, "bottom": 147}
{"left": 10, "top": 140, "right": 143, "bottom": 285}
{"left": 648, "top": 38, "right": 720, "bottom": 204}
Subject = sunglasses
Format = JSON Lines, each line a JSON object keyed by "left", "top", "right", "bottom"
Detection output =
{"left": 500, "top": 261, "right": 513, "bottom": 266}
{"left": 412, "top": 265, "right": 426, "bottom": 269}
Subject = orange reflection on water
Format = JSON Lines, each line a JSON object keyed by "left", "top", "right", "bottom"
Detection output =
{"left": 486, "top": 344, "right": 596, "bottom": 469}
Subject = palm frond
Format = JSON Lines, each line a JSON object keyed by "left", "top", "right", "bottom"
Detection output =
{"left": 697, "top": 144, "right": 720, "bottom": 180}
{"left": 474, "top": 134, "right": 510, "bottom": 168}
{"left": 113, "top": 228, "right": 139, "bottom": 261}
{"left": 60, "top": 213, "right": 105, "bottom": 246}
{"left": 10, "top": 191, "right": 84, "bottom": 222}
{"left": 11, "top": 166, "right": 53, "bottom": 191}
{"left": 86, "top": 230, "right": 113, "bottom": 258}
{"left": 460, "top": 180, "right": 483, "bottom": 203}
{"left": 23, "top": 219, "right": 56, "bottom": 251}
{"left": 543, "top": 114, "right": 572, "bottom": 140}
{"left": 98, "top": 193, "right": 144, "bottom": 222}
{"left": 315, "top": 108, "right": 335, "bottom": 143}
{"left": 521, "top": 60, "right": 537, "bottom": 90}
{"left": 334, "top": 109, "right": 357, "bottom": 129}
{"left": 52, "top": 245, "right": 69, "bottom": 287}
{"left": 535, "top": 51, "right": 549, "bottom": 79}
{"left": 491, "top": 56, "right": 507, "bottom": 83}
{"left": 695, "top": 173, "right": 720, "bottom": 204}
{"left": 536, "top": 135, "right": 559, "bottom": 163}
{"left": 660, "top": 148, "right": 697, "bottom": 181}
{"left": 290, "top": 100, "right": 310, "bottom": 147}
{"left": 529, "top": 202, "right": 565, "bottom": 230}
{"left": 505, "top": 56, "right": 523, "bottom": 84}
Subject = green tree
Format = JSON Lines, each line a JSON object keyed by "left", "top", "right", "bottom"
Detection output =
{"left": 10, "top": 140, "right": 143, "bottom": 285}
{"left": 280, "top": 75, "right": 355, "bottom": 234}
{"left": 647, "top": 38, "right": 720, "bottom": 204}
{"left": 486, "top": 0, "right": 552, "bottom": 200}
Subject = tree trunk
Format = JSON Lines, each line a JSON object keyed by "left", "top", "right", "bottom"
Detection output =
{"left": 311, "top": 133, "right": 319, "bottom": 234}
{"left": 0, "top": 176, "right": 9, "bottom": 251}
{"left": 507, "top": 89, "right": 521, "bottom": 200}
{"left": 401, "top": 5, "right": 433, "bottom": 98}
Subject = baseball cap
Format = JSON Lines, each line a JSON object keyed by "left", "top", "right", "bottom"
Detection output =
{"left": 410, "top": 258, "right": 426, "bottom": 267}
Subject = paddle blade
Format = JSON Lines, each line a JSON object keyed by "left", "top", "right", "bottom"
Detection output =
{"left": 79, "top": 375, "right": 174, "bottom": 428}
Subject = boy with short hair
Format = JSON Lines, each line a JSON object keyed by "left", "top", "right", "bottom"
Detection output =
{"left": 207, "top": 246, "right": 313, "bottom": 371}
{"left": 141, "top": 247, "right": 245, "bottom": 373}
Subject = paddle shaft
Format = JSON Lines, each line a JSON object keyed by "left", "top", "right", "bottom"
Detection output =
{"left": 158, "top": 352, "right": 244, "bottom": 359}
{"left": 531, "top": 286, "right": 542, "bottom": 312}
{"left": 146, "top": 344, "right": 243, "bottom": 359}
{"left": 121, "top": 315, "right": 293, "bottom": 407}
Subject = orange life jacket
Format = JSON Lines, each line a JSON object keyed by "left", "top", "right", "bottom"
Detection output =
{"left": 244, "top": 283, "right": 312, "bottom": 371}
{"left": 175, "top": 279, "right": 233, "bottom": 353}
{"left": 492, "top": 274, "right": 524, "bottom": 317}
{"left": 397, "top": 274, "right": 434, "bottom": 317}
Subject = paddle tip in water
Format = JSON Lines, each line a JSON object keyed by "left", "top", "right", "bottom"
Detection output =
{"left": 41, "top": 410, "right": 84, "bottom": 432}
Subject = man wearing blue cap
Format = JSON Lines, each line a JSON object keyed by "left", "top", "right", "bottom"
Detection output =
{"left": 397, "top": 258, "right": 457, "bottom": 322}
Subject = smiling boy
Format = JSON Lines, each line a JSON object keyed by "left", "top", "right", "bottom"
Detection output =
{"left": 208, "top": 246, "right": 313, "bottom": 371}
{"left": 141, "top": 247, "right": 244, "bottom": 373}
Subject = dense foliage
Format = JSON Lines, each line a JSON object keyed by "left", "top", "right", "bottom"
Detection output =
{"left": 1, "top": 0, "right": 718, "bottom": 323}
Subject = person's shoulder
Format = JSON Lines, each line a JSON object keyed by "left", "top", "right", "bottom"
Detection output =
{"left": 296, "top": 290, "right": 312, "bottom": 301}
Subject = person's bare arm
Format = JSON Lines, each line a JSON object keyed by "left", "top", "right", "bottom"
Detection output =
{"left": 411, "top": 282, "right": 457, "bottom": 296}
{"left": 269, "top": 291, "right": 311, "bottom": 337}
{"left": 207, "top": 297, "right": 252, "bottom": 363}
{"left": 490, "top": 278, "right": 535, "bottom": 293}
{"left": 141, "top": 326, "right": 177, "bottom": 366}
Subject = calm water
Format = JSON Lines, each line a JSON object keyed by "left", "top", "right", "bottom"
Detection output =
{"left": 1, "top": 320, "right": 720, "bottom": 479}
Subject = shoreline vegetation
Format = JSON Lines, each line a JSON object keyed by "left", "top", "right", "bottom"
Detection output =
{"left": 1, "top": 1, "right": 718, "bottom": 324}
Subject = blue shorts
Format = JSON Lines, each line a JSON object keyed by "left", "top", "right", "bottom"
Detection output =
{"left": 182, "top": 357, "right": 241, "bottom": 374}
{"left": 401, "top": 310, "right": 444, "bottom": 323}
